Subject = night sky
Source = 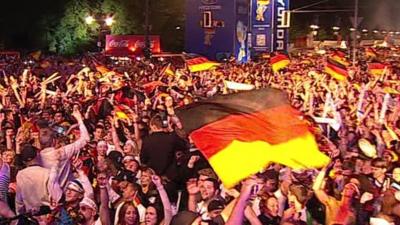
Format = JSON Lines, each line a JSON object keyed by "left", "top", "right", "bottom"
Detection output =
{"left": 0, "top": 0, "right": 399, "bottom": 50}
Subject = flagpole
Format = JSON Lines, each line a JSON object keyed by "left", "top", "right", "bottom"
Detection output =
{"left": 352, "top": 0, "right": 359, "bottom": 66}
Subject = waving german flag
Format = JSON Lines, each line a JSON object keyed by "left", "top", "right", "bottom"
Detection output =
{"left": 271, "top": 53, "right": 290, "bottom": 72}
{"left": 325, "top": 58, "right": 348, "bottom": 81}
{"left": 161, "top": 63, "right": 175, "bottom": 77}
{"left": 331, "top": 50, "right": 349, "bottom": 66}
{"left": 368, "top": 62, "right": 386, "bottom": 76}
{"left": 176, "top": 88, "right": 330, "bottom": 188}
{"left": 365, "top": 47, "right": 378, "bottom": 59}
{"left": 186, "top": 56, "right": 220, "bottom": 73}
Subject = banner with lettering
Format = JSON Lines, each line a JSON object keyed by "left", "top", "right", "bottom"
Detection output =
{"left": 271, "top": 0, "right": 290, "bottom": 52}
{"left": 185, "top": 0, "right": 235, "bottom": 60}
{"left": 250, "top": 0, "right": 289, "bottom": 53}
{"left": 105, "top": 35, "right": 161, "bottom": 57}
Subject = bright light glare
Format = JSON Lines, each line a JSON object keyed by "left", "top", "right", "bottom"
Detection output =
{"left": 105, "top": 17, "right": 114, "bottom": 26}
{"left": 85, "top": 16, "right": 95, "bottom": 25}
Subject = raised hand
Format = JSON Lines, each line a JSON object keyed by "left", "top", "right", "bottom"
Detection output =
{"left": 186, "top": 178, "right": 200, "bottom": 195}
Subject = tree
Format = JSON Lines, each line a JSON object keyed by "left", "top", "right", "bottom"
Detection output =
{"left": 48, "top": 0, "right": 100, "bottom": 55}
{"left": 101, "top": 0, "right": 139, "bottom": 35}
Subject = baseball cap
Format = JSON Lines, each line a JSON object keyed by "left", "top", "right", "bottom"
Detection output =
{"left": 107, "top": 151, "right": 123, "bottom": 164}
{"left": 122, "top": 155, "right": 135, "bottom": 163}
{"left": 207, "top": 199, "right": 225, "bottom": 212}
{"left": 66, "top": 180, "right": 85, "bottom": 194}
{"left": 21, "top": 144, "right": 38, "bottom": 162}
{"left": 80, "top": 197, "right": 98, "bottom": 212}
{"left": 114, "top": 170, "right": 136, "bottom": 183}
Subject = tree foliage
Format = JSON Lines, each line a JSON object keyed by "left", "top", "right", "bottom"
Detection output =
{"left": 48, "top": 0, "right": 98, "bottom": 55}
{"left": 101, "top": 0, "right": 139, "bottom": 35}
{"left": 45, "top": 0, "right": 186, "bottom": 55}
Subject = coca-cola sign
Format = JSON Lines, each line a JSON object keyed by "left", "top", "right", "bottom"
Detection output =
{"left": 105, "top": 35, "right": 161, "bottom": 56}
{"left": 108, "top": 40, "right": 129, "bottom": 48}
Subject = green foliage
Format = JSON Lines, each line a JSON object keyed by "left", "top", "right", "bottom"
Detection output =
{"left": 101, "top": 0, "right": 139, "bottom": 35}
{"left": 48, "top": 0, "right": 99, "bottom": 55}
{"left": 45, "top": 0, "right": 186, "bottom": 55}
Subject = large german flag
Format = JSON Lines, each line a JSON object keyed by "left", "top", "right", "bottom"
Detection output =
{"left": 186, "top": 56, "right": 220, "bottom": 73}
{"left": 368, "top": 62, "right": 386, "bottom": 76}
{"left": 271, "top": 53, "right": 290, "bottom": 72}
{"left": 176, "top": 88, "right": 330, "bottom": 188}
{"left": 325, "top": 58, "right": 348, "bottom": 81}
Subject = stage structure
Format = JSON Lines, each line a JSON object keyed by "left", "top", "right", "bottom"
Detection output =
{"left": 185, "top": 0, "right": 290, "bottom": 62}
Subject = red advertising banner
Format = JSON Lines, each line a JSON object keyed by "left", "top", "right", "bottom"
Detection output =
{"left": 105, "top": 35, "right": 161, "bottom": 56}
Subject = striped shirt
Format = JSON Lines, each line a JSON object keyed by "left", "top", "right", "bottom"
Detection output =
{"left": 0, "top": 162, "right": 10, "bottom": 203}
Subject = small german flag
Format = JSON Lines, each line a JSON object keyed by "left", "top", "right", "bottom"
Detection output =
{"left": 270, "top": 53, "right": 290, "bottom": 72}
{"left": 331, "top": 50, "right": 349, "bottom": 66}
{"left": 176, "top": 88, "right": 330, "bottom": 188}
{"left": 368, "top": 63, "right": 386, "bottom": 76}
{"left": 186, "top": 56, "right": 220, "bottom": 73}
{"left": 114, "top": 105, "right": 130, "bottom": 120}
{"left": 161, "top": 63, "right": 175, "bottom": 76}
{"left": 365, "top": 47, "right": 378, "bottom": 58}
{"left": 325, "top": 58, "right": 348, "bottom": 81}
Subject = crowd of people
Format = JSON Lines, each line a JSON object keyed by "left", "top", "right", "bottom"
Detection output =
{"left": 0, "top": 47, "right": 399, "bottom": 225}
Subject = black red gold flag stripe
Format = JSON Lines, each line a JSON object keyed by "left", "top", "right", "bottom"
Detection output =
{"left": 270, "top": 53, "right": 290, "bottom": 72}
{"left": 325, "top": 58, "right": 348, "bottom": 81}
{"left": 185, "top": 56, "right": 220, "bottom": 73}
{"left": 368, "top": 62, "right": 386, "bottom": 76}
{"left": 176, "top": 88, "right": 330, "bottom": 188}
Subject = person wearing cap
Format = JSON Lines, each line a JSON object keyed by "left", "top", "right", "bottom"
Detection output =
{"left": 15, "top": 144, "right": 63, "bottom": 214}
{"left": 55, "top": 179, "right": 86, "bottom": 224}
{"left": 206, "top": 198, "right": 225, "bottom": 221}
{"left": 123, "top": 156, "right": 140, "bottom": 175}
{"left": 78, "top": 197, "right": 102, "bottom": 225}
{"left": 114, "top": 170, "right": 147, "bottom": 223}
{"left": 38, "top": 108, "right": 90, "bottom": 189}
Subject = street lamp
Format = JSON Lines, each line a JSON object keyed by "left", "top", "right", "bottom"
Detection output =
{"left": 85, "top": 14, "right": 115, "bottom": 52}
{"left": 85, "top": 16, "right": 95, "bottom": 25}
{"left": 105, "top": 16, "right": 115, "bottom": 26}
{"left": 332, "top": 26, "right": 340, "bottom": 36}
